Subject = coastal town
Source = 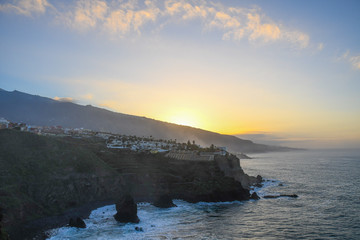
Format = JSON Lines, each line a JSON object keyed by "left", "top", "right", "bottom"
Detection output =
{"left": 0, "top": 117, "right": 228, "bottom": 160}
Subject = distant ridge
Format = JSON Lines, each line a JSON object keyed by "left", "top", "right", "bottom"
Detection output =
{"left": 0, "top": 89, "right": 293, "bottom": 153}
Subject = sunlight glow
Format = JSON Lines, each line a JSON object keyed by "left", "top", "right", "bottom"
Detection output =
{"left": 168, "top": 113, "right": 199, "bottom": 128}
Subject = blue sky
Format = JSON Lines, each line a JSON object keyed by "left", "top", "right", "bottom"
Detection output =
{"left": 1, "top": 0, "right": 360, "bottom": 148}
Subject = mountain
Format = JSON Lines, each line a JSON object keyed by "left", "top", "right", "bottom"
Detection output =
{"left": 0, "top": 89, "right": 292, "bottom": 153}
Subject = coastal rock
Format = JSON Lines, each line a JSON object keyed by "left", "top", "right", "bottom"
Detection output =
{"left": 263, "top": 194, "right": 298, "bottom": 199}
{"left": 135, "top": 227, "right": 143, "bottom": 232}
{"left": 237, "top": 153, "right": 252, "bottom": 159}
{"left": 69, "top": 217, "right": 86, "bottom": 228}
{"left": 114, "top": 195, "right": 140, "bottom": 223}
{"left": 280, "top": 194, "right": 298, "bottom": 198}
{"left": 256, "top": 175, "right": 263, "bottom": 182}
{"left": 0, "top": 207, "right": 9, "bottom": 240}
{"left": 250, "top": 192, "right": 260, "bottom": 200}
{"left": 153, "top": 194, "right": 177, "bottom": 208}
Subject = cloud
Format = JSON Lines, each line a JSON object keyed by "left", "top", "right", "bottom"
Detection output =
{"left": 2, "top": 0, "right": 311, "bottom": 48}
{"left": 163, "top": 1, "right": 309, "bottom": 48}
{"left": 247, "top": 13, "right": 281, "bottom": 42}
{"left": 282, "top": 30, "right": 309, "bottom": 49}
{"left": 165, "top": 0, "right": 208, "bottom": 19}
{"left": 53, "top": 96, "right": 76, "bottom": 103}
{"left": 63, "top": 0, "right": 160, "bottom": 35}
{"left": 105, "top": 1, "right": 159, "bottom": 35}
{"left": 0, "top": 0, "right": 51, "bottom": 16}
{"left": 349, "top": 55, "right": 360, "bottom": 70}
{"left": 317, "top": 42, "right": 324, "bottom": 51}
{"left": 338, "top": 50, "right": 360, "bottom": 70}
{"left": 72, "top": 0, "right": 108, "bottom": 29}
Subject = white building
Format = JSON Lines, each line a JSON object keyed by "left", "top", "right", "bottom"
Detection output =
{"left": 0, "top": 118, "right": 9, "bottom": 129}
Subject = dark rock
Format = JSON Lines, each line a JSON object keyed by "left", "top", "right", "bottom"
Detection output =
{"left": 69, "top": 217, "right": 86, "bottom": 228}
{"left": 250, "top": 192, "right": 260, "bottom": 200}
{"left": 114, "top": 195, "right": 140, "bottom": 223}
{"left": 153, "top": 195, "right": 177, "bottom": 208}
{"left": 263, "top": 195, "right": 279, "bottom": 199}
{"left": 280, "top": 194, "right": 298, "bottom": 198}
{"left": 255, "top": 183, "right": 263, "bottom": 188}
{"left": 237, "top": 153, "right": 252, "bottom": 159}
{"left": 264, "top": 194, "right": 298, "bottom": 199}
{"left": 278, "top": 183, "right": 284, "bottom": 186}
{"left": 135, "top": 227, "right": 143, "bottom": 231}
{"left": 256, "top": 175, "right": 263, "bottom": 182}
{"left": 0, "top": 207, "right": 10, "bottom": 240}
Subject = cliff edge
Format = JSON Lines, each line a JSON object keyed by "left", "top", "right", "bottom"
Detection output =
{"left": 0, "top": 129, "right": 254, "bottom": 239}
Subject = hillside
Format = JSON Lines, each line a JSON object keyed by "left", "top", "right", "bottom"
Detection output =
{"left": 0, "top": 89, "right": 292, "bottom": 153}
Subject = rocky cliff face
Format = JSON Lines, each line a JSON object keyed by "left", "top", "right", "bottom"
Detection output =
{"left": 215, "top": 154, "right": 260, "bottom": 189}
{"left": 0, "top": 130, "right": 253, "bottom": 239}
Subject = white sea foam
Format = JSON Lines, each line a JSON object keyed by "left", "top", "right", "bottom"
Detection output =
{"left": 250, "top": 178, "right": 282, "bottom": 197}
{"left": 47, "top": 199, "right": 249, "bottom": 239}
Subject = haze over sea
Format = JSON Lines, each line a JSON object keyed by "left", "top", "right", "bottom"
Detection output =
{"left": 48, "top": 149, "right": 360, "bottom": 239}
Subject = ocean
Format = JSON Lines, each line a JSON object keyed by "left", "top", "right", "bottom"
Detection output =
{"left": 47, "top": 149, "right": 360, "bottom": 239}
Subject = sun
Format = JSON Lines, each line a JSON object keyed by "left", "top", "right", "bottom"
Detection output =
{"left": 171, "top": 116, "right": 197, "bottom": 127}
{"left": 166, "top": 111, "right": 200, "bottom": 128}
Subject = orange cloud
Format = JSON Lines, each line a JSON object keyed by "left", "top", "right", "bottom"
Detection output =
{"left": 247, "top": 13, "right": 281, "bottom": 42}
{"left": 73, "top": 0, "right": 108, "bottom": 29}
{"left": 33, "top": 0, "right": 310, "bottom": 48}
{"left": 53, "top": 96, "right": 76, "bottom": 103}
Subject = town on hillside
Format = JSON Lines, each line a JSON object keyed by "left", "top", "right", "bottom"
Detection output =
{"left": 0, "top": 117, "right": 229, "bottom": 161}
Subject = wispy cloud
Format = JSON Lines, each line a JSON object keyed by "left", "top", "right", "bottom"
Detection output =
{"left": 2, "top": 0, "right": 311, "bottom": 48}
{"left": 0, "top": 0, "right": 51, "bottom": 16}
{"left": 163, "top": 0, "right": 309, "bottom": 48}
{"left": 349, "top": 55, "right": 360, "bottom": 70}
{"left": 72, "top": 0, "right": 108, "bottom": 30}
{"left": 317, "top": 42, "right": 324, "bottom": 51}
{"left": 104, "top": 0, "right": 159, "bottom": 35}
{"left": 338, "top": 50, "right": 360, "bottom": 70}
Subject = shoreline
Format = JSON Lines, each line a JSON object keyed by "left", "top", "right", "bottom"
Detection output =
{"left": 11, "top": 200, "right": 115, "bottom": 240}
{"left": 17, "top": 191, "right": 259, "bottom": 240}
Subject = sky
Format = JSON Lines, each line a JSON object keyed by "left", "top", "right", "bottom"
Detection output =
{"left": 0, "top": 0, "right": 360, "bottom": 149}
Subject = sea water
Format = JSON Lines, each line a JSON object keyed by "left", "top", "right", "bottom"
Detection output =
{"left": 48, "top": 149, "right": 360, "bottom": 239}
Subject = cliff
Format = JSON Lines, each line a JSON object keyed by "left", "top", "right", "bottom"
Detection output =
{"left": 0, "top": 129, "right": 255, "bottom": 239}
{"left": 215, "top": 154, "right": 260, "bottom": 189}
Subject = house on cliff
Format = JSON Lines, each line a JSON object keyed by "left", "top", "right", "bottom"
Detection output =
{"left": 0, "top": 118, "right": 9, "bottom": 129}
